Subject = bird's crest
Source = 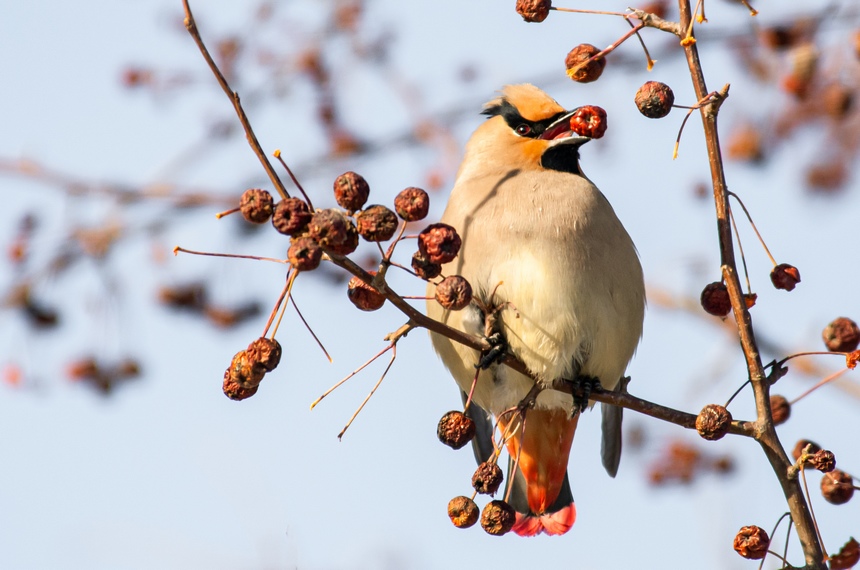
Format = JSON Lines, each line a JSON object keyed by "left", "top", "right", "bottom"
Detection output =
{"left": 483, "top": 84, "right": 566, "bottom": 122}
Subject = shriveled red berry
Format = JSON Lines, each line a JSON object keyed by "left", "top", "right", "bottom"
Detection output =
{"left": 792, "top": 439, "right": 821, "bottom": 461}
{"left": 333, "top": 171, "right": 370, "bottom": 212}
{"left": 418, "top": 223, "right": 461, "bottom": 265}
{"left": 240, "top": 188, "right": 274, "bottom": 223}
{"left": 823, "top": 317, "right": 860, "bottom": 353}
{"left": 733, "top": 525, "right": 770, "bottom": 560}
{"left": 695, "top": 404, "right": 732, "bottom": 441}
{"left": 272, "top": 198, "right": 312, "bottom": 236}
{"left": 411, "top": 251, "right": 442, "bottom": 280}
{"left": 821, "top": 470, "right": 855, "bottom": 505}
{"left": 769, "top": 394, "right": 791, "bottom": 425}
{"left": 246, "top": 337, "right": 282, "bottom": 372}
{"left": 355, "top": 205, "right": 398, "bottom": 242}
{"left": 308, "top": 209, "right": 358, "bottom": 256}
{"left": 447, "top": 496, "right": 479, "bottom": 528}
{"left": 700, "top": 282, "right": 731, "bottom": 317}
{"left": 222, "top": 369, "right": 259, "bottom": 401}
{"left": 226, "top": 349, "right": 266, "bottom": 389}
{"left": 437, "top": 410, "right": 476, "bottom": 450}
{"left": 770, "top": 263, "right": 800, "bottom": 291}
{"left": 830, "top": 537, "right": 860, "bottom": 570}
{"left": 516, "top": 0, "right": 551, "bottom": 22}
{"left": 481, "top": 500, "right": 516, "bottom": 536}
{"left": 472, "top": 462, "right": 504, "bottom": 495}
{"left": 288, "top": 236, "right": 323, "bottom": 271}
{"left": 347, "top": 273, "right": 386, "bottom": 311}
{"left": 435, "top": 275, "right": 473, "bottom": 311}
{"left": 808, "top": 449, "right": 836, "bottom": 473}
{"left": 635, "top": 81, "right": 675, "bottom": 119}
{"left": 569, "top": 105, "right": 607, "bottom": 139}
{"left": 394, "top": 187, "right": 430, "bottom": 221}
{"left": 565, "top": 44, "right": 606, "bottom": 83}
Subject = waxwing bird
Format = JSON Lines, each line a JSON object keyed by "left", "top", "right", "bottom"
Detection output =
{"left": 427, "top": 84, "right": 645, "bottom": 536}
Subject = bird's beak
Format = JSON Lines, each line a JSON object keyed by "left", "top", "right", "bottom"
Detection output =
{"left": 539, "top": 108, "right": 592, "bottom": 145}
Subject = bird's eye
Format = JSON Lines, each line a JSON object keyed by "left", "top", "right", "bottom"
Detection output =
{"left": 515, "top": 124, "right": 532, "bottom": 136}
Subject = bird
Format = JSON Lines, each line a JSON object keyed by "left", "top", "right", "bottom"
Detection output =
{"left": 426, "top": 84, "right": 645, "bottom": 536}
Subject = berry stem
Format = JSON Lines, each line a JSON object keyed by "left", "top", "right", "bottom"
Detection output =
{"left": 273, "top": 150, "right": 314, "bottom": 210}
{"left": 799, "top": 467, "right": 828, "bottom": 559}
{"left": 173, "top": 246, "right": 288, "bottom": 265}
{"left": 789, "top": 368, "right": 849, "bottom": 406}
{"left": 311, "top": 343, "right": 394, "bottom": 410}
{"left": 551, "top": 7, "right": 630, "bottom": 17}
{"left": 463, "top": 368, "right": 480, "bottom": 414}
{"left": 759, "top": 512, "right": 791, "bottom": 570}
{"left": 337, "top": 345, "right": 397, "bottom": 440}
{"left": 214, "top": 206, "right": 241, "bottom": 219}
{"left": 724, "top": 379, "right": 751, "bottom": 409}
{"left": 728, "top": 205, "right": 753, "bottom": 294}
{"left": 626, "top": 17, "right": 655, "bottom": 71}
{"left": 290, "top": 293, "right": 332, "bottom": 363}
{"left": 270, "top": 271, "right": 297, "bottom": 339}
{"left": 727, "top": 191, "right": 777, "bottom": 266}
{"left": 261, "top": 273, "right": 291, "bottom": 338}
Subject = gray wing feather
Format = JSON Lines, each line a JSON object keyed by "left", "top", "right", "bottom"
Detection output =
{"left": 461, "top": 391, "right": 495, "bottom": 464}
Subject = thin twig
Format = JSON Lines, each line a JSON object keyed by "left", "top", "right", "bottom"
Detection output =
{"left": 173, "top": 246, "right": 288, "bottom": 265}
{"left": 181, "top": 0, "right": 289, "bottom": 200}
{"left": 728, "top": 191, "right": 777, "bottom": 266}
{"left": 311, "top": 344, "right": 393, "bottom": 410}
{"left": 290, "top": 293, "right": 332, "bottom": 363}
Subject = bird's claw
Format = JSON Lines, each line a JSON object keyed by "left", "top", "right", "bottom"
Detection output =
{"left": 476, "top": 331, "right": 507, "bottom": 370}
{"left": 571, "top": 375, "right": 600, "bottom": 415}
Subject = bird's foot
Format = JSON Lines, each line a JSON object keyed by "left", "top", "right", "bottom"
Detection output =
{"left": 570, "top": 375, "right": 600, "bottom": 415}
{"left": 476, "top": 330, "right": 507, "bottom": 370}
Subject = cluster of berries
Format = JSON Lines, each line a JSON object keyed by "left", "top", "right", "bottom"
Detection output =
{"left": 436, "top": 410, "right": 518, "bottom": 535}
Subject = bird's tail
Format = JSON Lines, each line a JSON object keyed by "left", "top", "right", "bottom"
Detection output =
{"left": 499, "top": 408, "right": 579, "bottom": 536}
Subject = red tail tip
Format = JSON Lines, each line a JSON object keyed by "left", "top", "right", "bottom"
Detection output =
{"left": 511, "top": 502, "right": 576, "bottom": 537}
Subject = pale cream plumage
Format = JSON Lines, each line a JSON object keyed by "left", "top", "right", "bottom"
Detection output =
{"left": 427, "top": 85, "right": 645, "bottom": 536}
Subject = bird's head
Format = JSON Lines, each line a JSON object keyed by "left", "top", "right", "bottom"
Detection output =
{"left": 474, "top": 84, "right": 595, "bottom": 175}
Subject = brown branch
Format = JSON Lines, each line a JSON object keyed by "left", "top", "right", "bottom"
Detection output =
{"left": 181, "top": 0, "right": 289, "bottom": 201}
{"left": 676, "top": 0, "right": 825, "bottom": 566}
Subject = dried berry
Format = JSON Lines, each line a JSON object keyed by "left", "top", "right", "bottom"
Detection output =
{"left": 830, "top": 537, "right": 860, "bottom": 570}
{"left": 222, "top": 370, "right": 259, "bottom": 401}
{"left": 769, "top": 394, "right": 791, "bottom": 425}
{"left": 792, "top": 439, "right": 821, "bottom": 461}
{"left": 272, "top": 198, "right": 312, "bottom": 236}
{"left": 333, "top": 171, "right": 370, "bottom": 212}
{"left": 516, "top": 0, "right": 551, "bottom": 22}
{"left": 733, "top": 525, "right": 770, "bottom": 560}
{"left": 355, "top": 205, "right": 398, "bottom": 242}
{"left": 394, "top": 187, "right": 430, "bottom": 222}
{"left": 288, "top": 236, "right": 323, "bottom": 272}
{"left": 481, "top": 500, "right": 516, "bottom": 536}
{"left": 226, "top": 349, "right": 266, "bottom": 389}
{"left": 565, "top": 44, "right": 606, "bottom": 83}
{"left": 347, "top": 273, "right": 386, "bottom": 312}
{"left": 239, "top": 189, "right": 274, "bottom": 223}
{"left": 695, "top": 404, "right": 732, "bottom": 441}
{"left": 700, "top": 282, "right": 731, "bottom": 317}
{"left": 308, "top": 209, "right": 359, "bottom": 256}
{"left": 447, "top": 496, "right": 479, "bottom": 528}
{"left": 635, "top": 81, "right": 675, "bottom": 119}
{"left": 411, "top": 251, "right": 442, "bottom": 280}
{"left": 569, "top": 105, "right": 607, "bottom": 139}
{"left": 472, "top": 462, "right": 504, "bottom": 495}
{"left": 770, "top": 263, "right": 800, "bottom": 291}
{"left": 435, "top": 275, "right": 473, "bottom": 311}
{"left": 246, "top": 337, "right": 282, "bottom": 373}
{"left": 418, "top": 223, "right": 461, "bottom": 265}
{"left": 821, "top": 470, "right": 855, "bottom": 505}
{"left": 437, "top": 410, "right": 476, "bottom": 450}
{"left": 849, "top": 350, "right": 860, "bottom": 370}
{"left": 808, "top": 449, "right": 836, "bottom": 473}
{"left": 823, "top": 317, "right": 860, "bottom": 353}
